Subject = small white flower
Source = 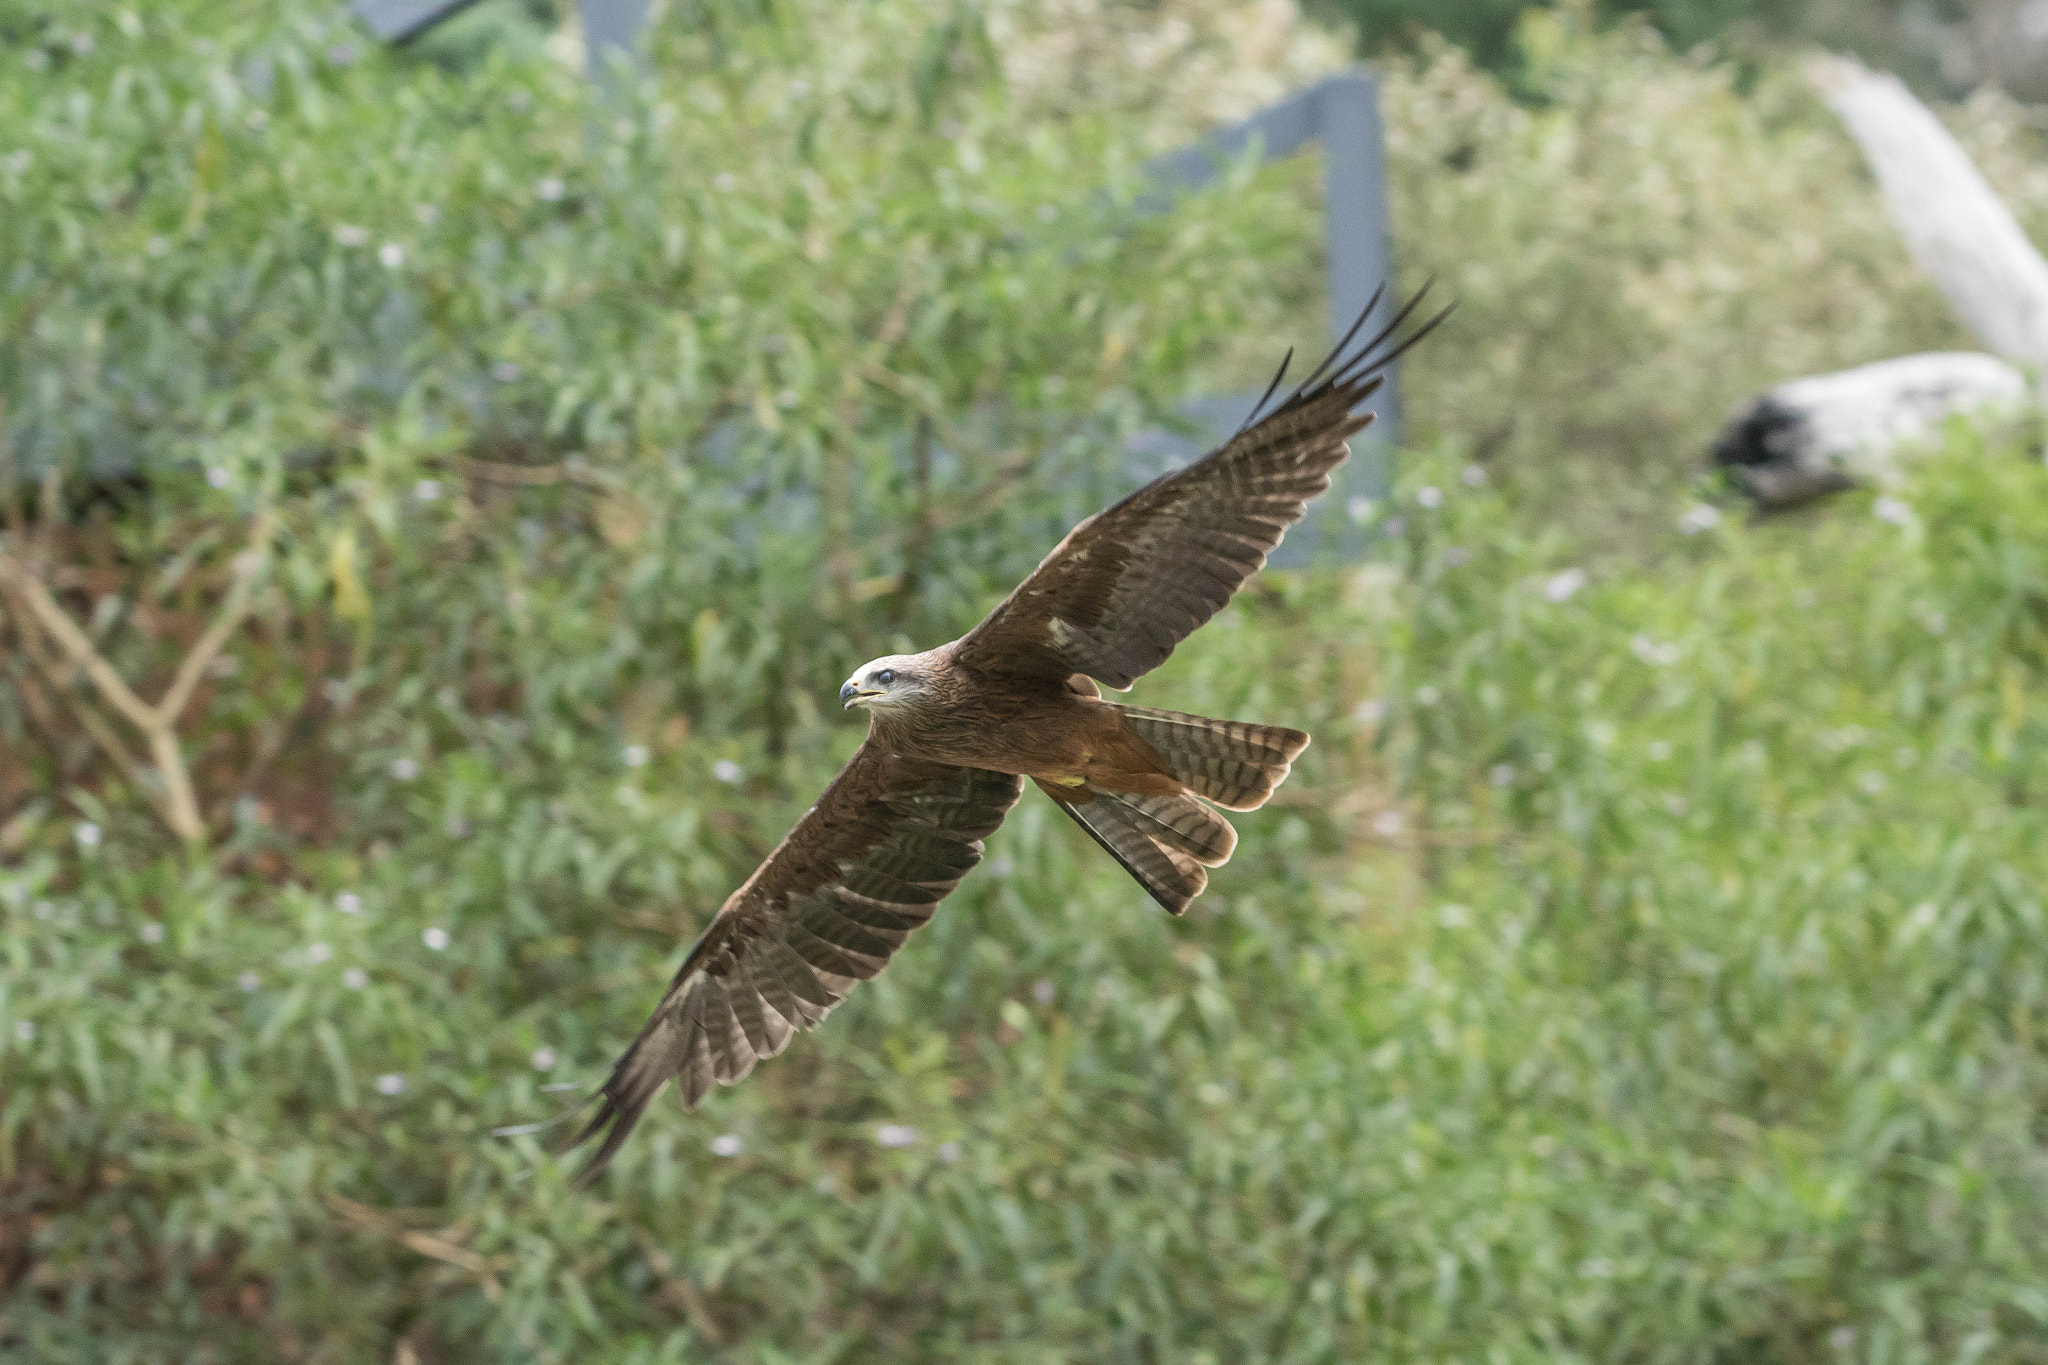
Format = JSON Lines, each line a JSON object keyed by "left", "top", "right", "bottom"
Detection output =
{"left": 1487, "top": 763, "right": 1515, "bottom": 786}
{"left": 12, "top": 1020, "right": 33, "bottom": 1042}
{"left": 1543, "top": 568, "right": 1588, "bottom": 603}
{"left": 1413, "top": 686, "right": 1440, "bottom": 706}
{"left": 712, "top": 759, "right": 743, "bottom": 784}
{"left": 492, "top": 361, "right": 522, "bottom": 384}
{"left": 336, "top": 892, "right": 363, "bottom": 915}
{"left": 712, "top": 172, "right": 737, "bottom": 192}
{"left": 1371, "top": 810, "right": 1403, "bottom": 837}
{"left": 622, "top": 744, "right": 650, "bottom": 768}
{"left": 1032, "top": 979, "right": 1056, "bottom": 1004}
{"left": 987, "top": 857, "right": 1015, "bottom": 878}
{"left": 333, "top": 224, "right": 369, "bottom": 247}
{"left": 422, "top": 927, "right": 449, "bottom": 951}
{"left": 1873, "top": 496, "right": 1913, "bottom": 526}
{"left": 1415, "top": 486, "right": 1442, "bottom": 509}
{"left": 343, "top": 968, "right": 368, "bottom": 989}
{"left": 1630, "top": 635, "right": 1680, "bottom": 666}
{"left": 1352, "top": 698, "right": 1387, "bottom": 725}
{"left": 937, "top": 1140, "right": 962, "bottom": 1162}
{"left": 709, "top": 1133, "right": 743, "bottom": 1157}
{"left": 238, "top": 972, "right": 261, "bottom": 992}
{"left": 375, "top": 1073, "right": 406, "bottom": 1096}
{"left": 1461, "top": 464, "right": 1486, "bottom": 487}
{"left": 1677, "top": 504, "right": 1721, "bottom": 535}
{"left": 1829, "top": 1326, "right": 1856, "bottom": 1351}
{"left": 530, "top": 1047, "right": 556, "bottom": 1072}
{"left": 1346, "top": 496, "right": 1376, "bottom": 524}
{"left": 413, "top": 478, "right": 441, "bottom": 502}
{"left": 875, "top": 1123, "right": 919, "bottom": 1148}
{"left": 390, "top": 757, "right": 419, "bottom": 782}
{"left": 306, "top": 942, "right": 332, "bottom": 965}
{"left": 378, "top": 243, "right": 405, "bottom": 268}
{"left": 74, "top": 822, "right": 101, "bottom": 848}
{"left": 536, "top": 177, "right": 565, "bottom": 201}
{"left": 140, "top": 922, "right": 165, "bottom": 944}
{"left": 1646, "top": 741, "right": 1671, "bottom": 762}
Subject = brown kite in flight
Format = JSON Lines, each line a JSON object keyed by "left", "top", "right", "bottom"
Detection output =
{"left": 567, "top": 289, "right": 1445, "bottom": 1181}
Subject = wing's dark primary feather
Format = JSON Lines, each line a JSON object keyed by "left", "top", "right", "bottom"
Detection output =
{"left": 955, "top": 285, "right": 1451, "bottom": 690}
{"left": 567, "top": 743, "right": 1023, "bottom": 1185}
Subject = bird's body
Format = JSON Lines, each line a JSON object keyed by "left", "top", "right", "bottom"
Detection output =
{"left": 858, "top": 647, "right": 1160, "bottom": 791}
{"left": 563, "top": 288, "right": 1448, "bottom": 1182}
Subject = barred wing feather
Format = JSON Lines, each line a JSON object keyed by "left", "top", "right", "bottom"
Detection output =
{"left": 569, "top": 743, "right": 1022, "bottom": 1184}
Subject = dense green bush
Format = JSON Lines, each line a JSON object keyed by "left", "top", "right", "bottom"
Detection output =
{"left": 13, "top": 424, "right": 2048, "bottom": 1360}
{"left": 10, "top": 1, "right": 2048, "bottom": 1361}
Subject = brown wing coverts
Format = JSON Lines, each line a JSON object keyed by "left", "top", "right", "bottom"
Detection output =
{"left": 569, "top": 745, "right": 1023, "bottom": 1184}
{"left": 957, "top": 288, "right": 1446, "bottom": 690}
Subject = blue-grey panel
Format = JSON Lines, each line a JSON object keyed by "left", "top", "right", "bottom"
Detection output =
{"left": 1132, "top": 81, "right": 1326, "bottom": 214}
{"left": 581, "top": 0, "right": 652, "bottom": 76}
{"left": 351, "top": 0, "right": 484, "bottom": 44}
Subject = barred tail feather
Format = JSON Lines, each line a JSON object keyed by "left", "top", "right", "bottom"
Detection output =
{"left": 1045, "top": 787, "right": 1213, "bottom": 915}
{"left": 1115, "top": 705, "right": 1310, "bottom": 811}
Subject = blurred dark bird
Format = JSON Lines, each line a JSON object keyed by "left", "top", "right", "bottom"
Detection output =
{"left": 568, "top": 287, "right": 1448, "bottom": 1183}
{"left": 1712, "top": 351, "right": 2024, "bottom": 509}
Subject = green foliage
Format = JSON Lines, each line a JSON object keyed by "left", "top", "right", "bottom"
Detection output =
{"left": 1381, "top": 17, "right": 1966, "bottom": 537}
{"left": 14, "top": 423, "right": 2048, "bottom": 1359}
{"left": 10, "top": 1, "right": 2048, "bottom": 1360}
{"left": 1321, "top": 0, "right": 1958, "bottom": 89}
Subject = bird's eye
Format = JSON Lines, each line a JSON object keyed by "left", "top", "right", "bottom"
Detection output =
{"left": 875, "top": 669, "right": 895, "bottom": 686}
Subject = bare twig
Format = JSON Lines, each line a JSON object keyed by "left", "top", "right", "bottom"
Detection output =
{"left": 0, "top": 509, "right": 277, "bottom": 847}
{"left": 325, "top": 1194, "right": 505, "bottom": 1303}
{"left": 455, "top": 454, "right": 614, "bottom": 490}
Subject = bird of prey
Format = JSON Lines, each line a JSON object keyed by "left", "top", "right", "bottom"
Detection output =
{"left": 567, "top": 289, "right": 1444, "bottom": 1181}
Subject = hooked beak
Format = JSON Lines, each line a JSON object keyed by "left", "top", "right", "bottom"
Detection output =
{"left": 840, "top": 680, "right": 881, "bottom": 710}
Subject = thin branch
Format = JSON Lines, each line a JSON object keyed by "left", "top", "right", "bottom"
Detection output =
{"left": 156, "top": 510, "right": 276, "bottom": 727}
{"left": 0, "top": 507, "right": 276, "bottom": 848}
{"left": 325, "top": 1194, "right": 505, "bottom": 1303}
{"left": 0, "top": 557, "right": 159, "bottom": 733}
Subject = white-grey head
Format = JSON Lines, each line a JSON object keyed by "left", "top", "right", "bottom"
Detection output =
{"left": 839, "top": 654, "right": 933, "bottom": 712}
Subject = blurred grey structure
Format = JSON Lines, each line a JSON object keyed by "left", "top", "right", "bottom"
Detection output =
{"left": 355, "top": 5, "right": 1401, "bottom": 562}
{"left": 1717, "top": 53, "right": 2048, "bottom": 510}
{"left": 1814, "top": 54, "right": 2048, "bottom": 377}
{"left": 1712, "top": 353, "right": 2027, "bottom": 508}
{"left": 1125, "top": 70, "right": 1402, "bottom": 564}
{"left": 353, "top": 0, "right": 644, "bottom": 74}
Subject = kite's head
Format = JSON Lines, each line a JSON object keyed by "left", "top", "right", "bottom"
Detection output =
{"left": 840, "top": 654, "right": 930, "bottom": 713}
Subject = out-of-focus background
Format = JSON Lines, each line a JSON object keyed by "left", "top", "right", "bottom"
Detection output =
{"left": 9, "top": 1, "right": 2048, "bottom": 1360}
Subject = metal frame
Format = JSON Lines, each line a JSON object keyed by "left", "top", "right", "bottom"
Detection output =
{"left": 352, "top": 5, "right": 1400, "bottom": 558}
{"left": 353, "top": 0, "right": 646, "bottom": 75}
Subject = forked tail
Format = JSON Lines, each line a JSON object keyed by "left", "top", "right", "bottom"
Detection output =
{"left": 1041, "top": 707, "right": 1310, "bottom": 915}
{"left": 1115, "top": 705, "right": 1309, "bottom": 812}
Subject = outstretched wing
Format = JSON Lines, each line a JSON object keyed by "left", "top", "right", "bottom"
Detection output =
{"left": 569, "top": 742, "right": 1023, "bottom": 1184}
{"left": 955, "top": 287, "right": 1448, "bottom": 690}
